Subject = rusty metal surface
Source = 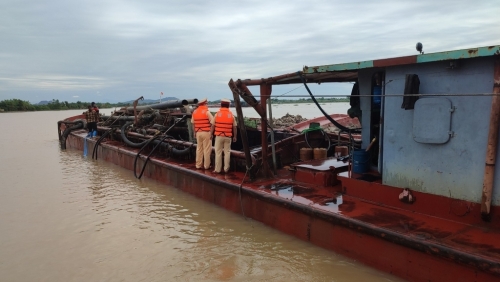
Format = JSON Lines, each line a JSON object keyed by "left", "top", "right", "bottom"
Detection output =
{"left": 482, "top": 58, "right": 500, "bottom": 216}
{"left": 64, "top": 130, "right": 500, "bottom": 281}
{"left": 235, "top": 70, "right": 358, "bottom": 86}
{"left": 301, "top": 45, "right": 500, "bottom": 74}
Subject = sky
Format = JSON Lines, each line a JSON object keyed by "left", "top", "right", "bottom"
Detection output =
{"left": 0, "top": 0, "right": 499, "bottom": 104}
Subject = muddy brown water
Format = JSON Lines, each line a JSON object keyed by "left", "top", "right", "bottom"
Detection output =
{"left": 0, "top": 108, "right": 404, "bottom": 281}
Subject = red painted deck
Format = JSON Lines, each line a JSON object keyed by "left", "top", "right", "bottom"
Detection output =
{"left": 66, "top": 130, "right": 500, "bottom": 282}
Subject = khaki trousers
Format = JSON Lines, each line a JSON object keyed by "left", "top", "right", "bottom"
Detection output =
{"left": 214, "top": 136, "right": 231, "bottom": 173}
{"left": 195, "top": 131, "right": 212, "bottom": 169}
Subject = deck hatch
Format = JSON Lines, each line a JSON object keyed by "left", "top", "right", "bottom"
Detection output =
{"left": 412, "top": 98, "right": 453, "bottom": 144}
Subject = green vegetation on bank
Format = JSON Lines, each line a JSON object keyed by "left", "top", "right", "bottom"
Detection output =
{"left": 0, "top": 99, "right": 117, "bottom": 112}
{"left": 0, "top": 97, "right": 349, "bottom": 112}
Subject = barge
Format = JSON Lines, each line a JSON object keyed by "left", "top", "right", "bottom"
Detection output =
{"left": 58, "top": 44, "right": 500, "bottom": 281}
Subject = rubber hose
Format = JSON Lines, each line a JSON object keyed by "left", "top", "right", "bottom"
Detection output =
{"left": 136, "top": 116, "right": 187, "bottom": 179}
{"left": 60, "top": 120, "right": 84, "bottom": 149}
{"left": 134, "top": 135, "right": 160, "bottom": 179}
{"left": 120, "top": 122, "right": 151, "bottom": 148}
{"left": 297, "top": 71, "right": 361, "bottom": 134}
{"left": 92, "top": 128, "right": 115, "bottom": 160}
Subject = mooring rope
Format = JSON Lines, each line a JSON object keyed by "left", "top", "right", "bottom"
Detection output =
{"left": 238, "top": 164, "right": 254, "bottom": 219}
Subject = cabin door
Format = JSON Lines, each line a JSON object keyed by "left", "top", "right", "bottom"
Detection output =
{"left": 370, "top": 71, "right": 385, "bottom": 173}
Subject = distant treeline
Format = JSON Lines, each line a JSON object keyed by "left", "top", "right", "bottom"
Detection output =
{"left": 0, "top": 99, "right": 126, "bottom": 112}
{"left": 0, "top": 97, "right": 348, "bottom": 112}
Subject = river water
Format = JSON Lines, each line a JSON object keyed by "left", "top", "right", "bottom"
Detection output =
{"left": 0, "top": 104, "right": 403, "bottom": 282}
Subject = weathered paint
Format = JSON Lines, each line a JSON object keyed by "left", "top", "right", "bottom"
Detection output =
{"left": 417, "top": 46, "right": 500, "bottom": 63}
{"left": 373, "top": 55, "right": 417, "bottom": 67}
{"left": 302, "top": 45, "right": 500, "bottom": 74}
{"left": 304, "top": 60, "right": 374, "bottom": 73}
{"left": 380, "top": 56, "right": 499, "bottom": 204}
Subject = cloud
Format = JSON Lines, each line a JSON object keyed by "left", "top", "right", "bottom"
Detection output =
{"left": 0, "top": 0, "right": 498, "bottom": 103}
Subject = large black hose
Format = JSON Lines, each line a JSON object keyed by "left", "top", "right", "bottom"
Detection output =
{"left": 121, "top": 122, "right": 153, "bottom": 148}
{"left": 58, "top": 120, "right": 84, "bottom": 149}
{"left": 133, "top": 135, "right": 161, "bottom": 179}
{"left": 92, "top": 127, "right": 117, "bottom": 160}
{"left": 169, "top": 145, "right": 192, "bottom": 156}
{"left": 297, "top": 71, "right": 361, "bottom": 134}
{"left": 135, "top": 116, "right": 187, "bottom": 179}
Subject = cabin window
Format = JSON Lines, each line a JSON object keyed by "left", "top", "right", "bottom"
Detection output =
{"left": 412, "top": 98, "right": 453, "bottom": 144}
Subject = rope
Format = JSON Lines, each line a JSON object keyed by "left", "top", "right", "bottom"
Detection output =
{"left": 238, "top": 164, "right": 253, "bottom": 219}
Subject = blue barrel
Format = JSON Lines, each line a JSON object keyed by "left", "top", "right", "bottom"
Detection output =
{"left": 372, "top": 85, "right": 382, "bottom": 106}
{"left": 353, "top": 149, "right": 370, "bottom": 174}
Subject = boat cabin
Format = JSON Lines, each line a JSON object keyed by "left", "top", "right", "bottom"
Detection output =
{"left": 230, "top": 45, "right": 500, "bottom": 220}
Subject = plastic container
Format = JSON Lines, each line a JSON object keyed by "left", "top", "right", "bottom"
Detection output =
{"left": 335, "top": 146, "right": 348, "bottom": 157}
{"left": 313, "top": 148, "right": 327, "bottom": 160}
{"left": 353, "top": 149, "right": 370, "bottom": 174}
{"left": 300, "top": 148, "right": 313, "bottom": 161}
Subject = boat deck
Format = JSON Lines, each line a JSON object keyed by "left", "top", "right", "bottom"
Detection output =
{"left": 173, "top": 155, "right": 500, "bottom": 273}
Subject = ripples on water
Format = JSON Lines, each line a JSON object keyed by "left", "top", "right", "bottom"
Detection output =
{"left": 0, "top": 109, "right": 402, "bottom": 282}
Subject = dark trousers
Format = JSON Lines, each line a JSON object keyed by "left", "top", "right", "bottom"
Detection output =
{"left": 87, "top": 122, "right": 97, "bottom": 132}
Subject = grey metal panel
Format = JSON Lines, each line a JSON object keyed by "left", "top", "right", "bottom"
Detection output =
{"left": 412, "top": 98, "right": 452, "bottom": 144}
{"left": 381, "top": 57, "right": 496, "bottom": 204}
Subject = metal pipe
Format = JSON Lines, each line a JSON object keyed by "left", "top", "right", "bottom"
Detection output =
{"left": 124, "top": 99, "right": 198, "bottom": 112}
{"left": 268, "top": 98, "right": 277, "bottom": 175}
{"left": 481, "top": 59, "right": 500, "bottom": 219}
{"left": 100, "top": 115, "right": 153, "bottom": 121}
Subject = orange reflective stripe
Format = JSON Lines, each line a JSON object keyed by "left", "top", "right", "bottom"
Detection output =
{"left": 192, "top": 105, "right": 211, "bottom": 132}
{"left": 214, "top": 108, "right": 234, "bottom": 137}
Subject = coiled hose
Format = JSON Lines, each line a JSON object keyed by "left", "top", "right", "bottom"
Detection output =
{"left": 134, "top": 116, "right": 187, "bottom": 179}
{"left": 58, "top": 120, "right": 85, "bottom": 149}
{"left": 120, "top": 121, "right": 152, "bottom": 148}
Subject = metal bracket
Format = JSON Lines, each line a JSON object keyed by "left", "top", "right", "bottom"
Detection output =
{"left": 450, "top": 106, "right": 456, "bottom": 113}
{"left": 449, "top": 131, "right": 455, "bottom": 138}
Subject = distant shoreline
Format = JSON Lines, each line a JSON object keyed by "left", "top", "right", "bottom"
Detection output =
{"left": 0, "top": 100, "right": 349, "bottom": 113}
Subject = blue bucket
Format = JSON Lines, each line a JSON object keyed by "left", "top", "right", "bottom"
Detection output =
{"left": 353, "top": 149, "right": 370, "bottom": 174}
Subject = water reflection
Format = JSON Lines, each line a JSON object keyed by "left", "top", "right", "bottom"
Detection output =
{"left": 0, "top": 109, "right": 403, "bottom": 282}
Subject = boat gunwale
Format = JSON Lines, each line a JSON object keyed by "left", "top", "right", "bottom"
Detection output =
{"left": 73, "top": 131, "right": 500, "bottom": 276}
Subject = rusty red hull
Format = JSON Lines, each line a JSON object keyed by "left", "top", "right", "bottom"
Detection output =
{"left": 66, "top": 131, "right": 500, "bottom": 282}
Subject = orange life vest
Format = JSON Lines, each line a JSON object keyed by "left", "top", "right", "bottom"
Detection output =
{"left": 192, "top": 105, "right": 211, "bottom": 132}
{"left": 214, "top": 108, "right": 234, "bottom": 137}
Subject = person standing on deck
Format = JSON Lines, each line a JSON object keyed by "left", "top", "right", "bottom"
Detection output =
{"left": 85, "top": 105, "right": 99, "bottom": 137}
{"left": 191, "top": 98, "right": 214, "bottom": 170}
{"left": 91, "top": 102, "right": 99, "bottom": 114}
{"left": 210, "top": 99, "right": 237, "bottom": 174}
